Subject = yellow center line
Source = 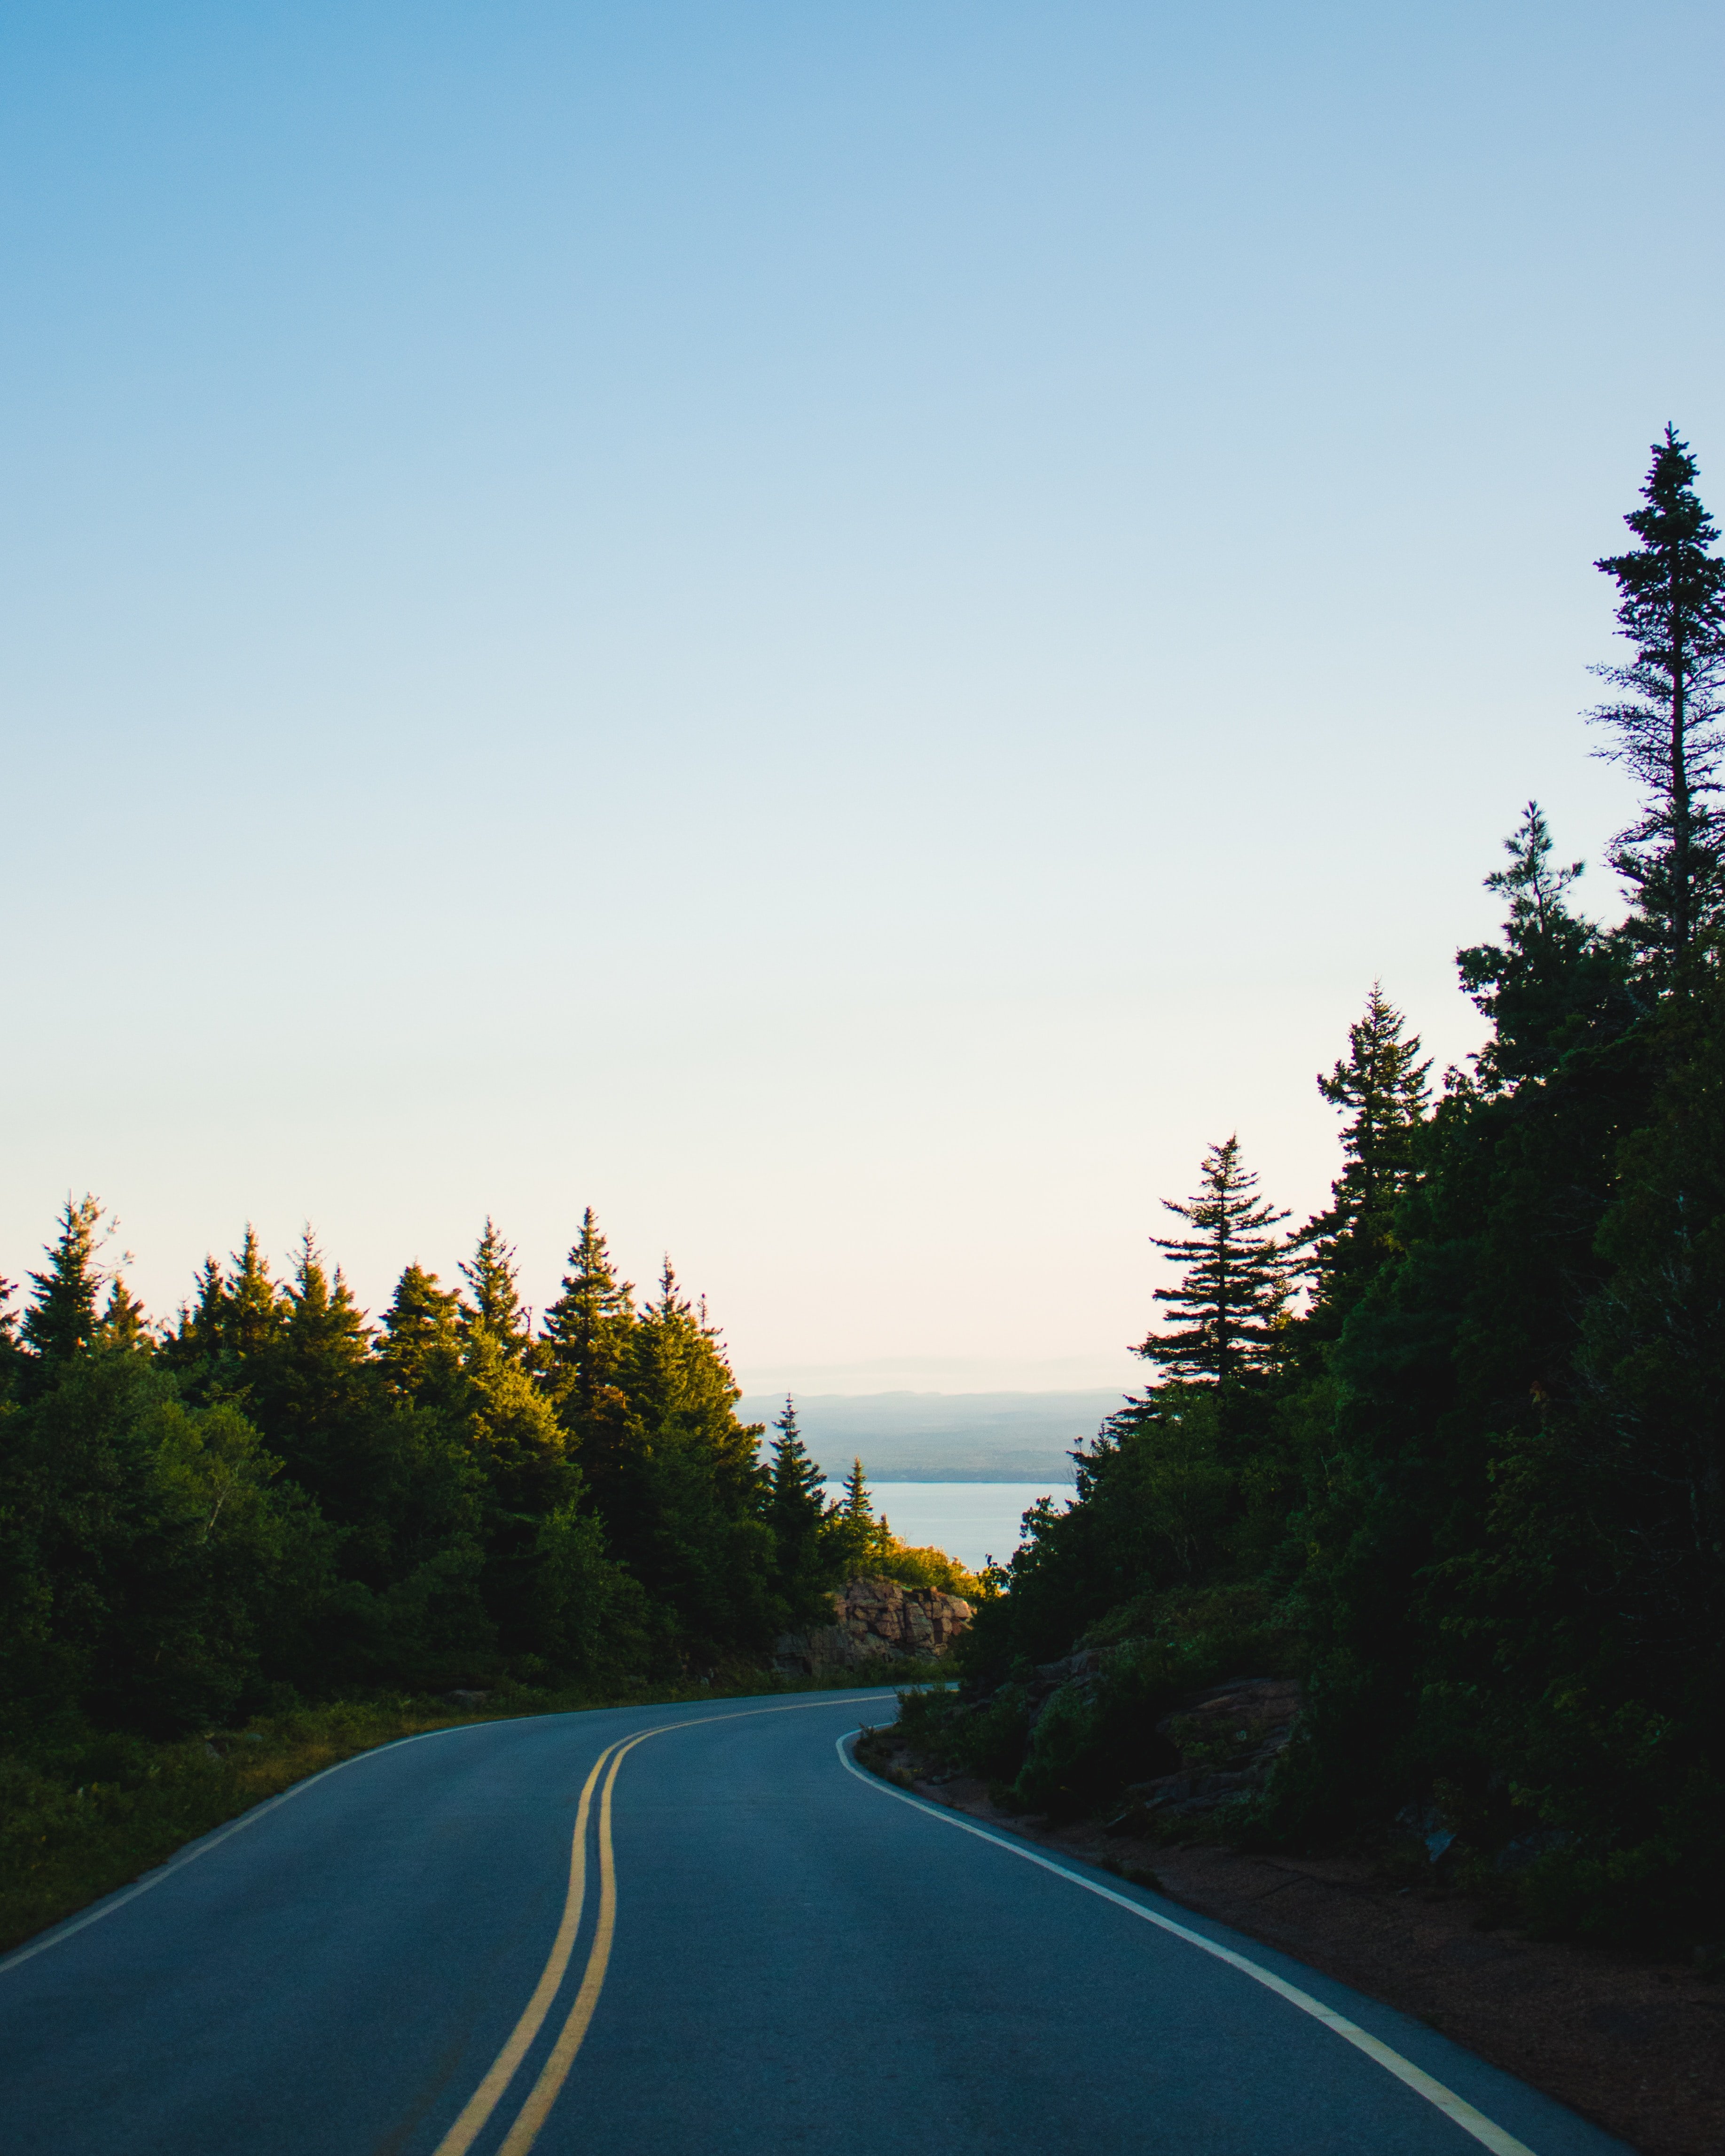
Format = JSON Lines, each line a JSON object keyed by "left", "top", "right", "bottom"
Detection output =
{"left": 494, "top": 1732, "right": 641, "bottom": 2155}
{"left": 431, "top": 1694, "right": 900, "bottom": 2156}
{"left": 427, "top": 1740, "right": 622, "bottom": 2156}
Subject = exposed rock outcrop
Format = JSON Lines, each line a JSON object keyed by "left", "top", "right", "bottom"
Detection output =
{"left": 1106, "top": 1675, "right": 1302, "bottom": 1826}
{"left": 773, "top": 1576, "right": 973, "bottom": 1675}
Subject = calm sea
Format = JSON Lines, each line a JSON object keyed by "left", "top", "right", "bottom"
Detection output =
{"left": 823, "top": 1481, "right": 1074, "bottom": 1573}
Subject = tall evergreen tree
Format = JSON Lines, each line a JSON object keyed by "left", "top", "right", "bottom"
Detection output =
{"left": 225, "top": 1227, "right": 289, "bottom": 1362}
{"left": 377, "top": 1262, "right": 464, "bottom": 1405}
{"left": 1299, "top": 984, "right": 1430, "bottom": 1327}
{"left": 282, "top": 1234, "right": 373, "bottom": 1402}
{"left": 1590, "top": 425, "right": 1725, "bottom": 979}
{"left": 541, "top": 1209, "right": 635, "bottom": 1410}
{"left": 828, "top": 1455, "right": 895, "bottom": 1576}
{"left": 460, "top": 1218, "right": 533, "bottom": 1364}
{"left": 1139, "top": 1138, "right": 1289, "bottom": 1384}
{"left": 602, "top": 1259, "right": 776, "bottom": 1649}
{"left": 21, "top": 1196, "right": 107, "bottom": 1386}
{"left": 1456, "top": 802, "right": 1631, "bottom": 1089}
{"left": 95, "top": 1274, "right": 152, "bottom": 1351}
{"left": 765, "top": 1396, "right": 833, "bottom": 1617}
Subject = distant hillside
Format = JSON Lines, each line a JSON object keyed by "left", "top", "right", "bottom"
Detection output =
{"left": 734, "top": 1389, "right": 1124, "bottom": 1482}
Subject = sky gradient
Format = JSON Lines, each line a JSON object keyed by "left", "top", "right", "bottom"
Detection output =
{"left": 4, "top": 2, "right": 1723, "bottom": 1390}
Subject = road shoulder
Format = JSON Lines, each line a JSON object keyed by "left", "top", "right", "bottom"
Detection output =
{"left": 856, "top": 1725, "right": 1724, "bottom": 2156}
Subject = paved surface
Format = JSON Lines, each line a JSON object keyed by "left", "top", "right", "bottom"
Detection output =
{"left": 0, "top": 1690, "right": 1632, "bottom": 2155}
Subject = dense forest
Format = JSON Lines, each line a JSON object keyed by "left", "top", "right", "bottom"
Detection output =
{"left": 934, "top": 428, "right": 1725, "bottom": 1953}
{"left": 0, "top": 1203, "right": 972, "bottom": 1750}
{"left": 9, "top": 429, "right": 1723, "bottom": 1961}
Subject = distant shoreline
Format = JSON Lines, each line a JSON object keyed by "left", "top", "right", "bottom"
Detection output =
{"left": 822, "top": 1474, "right": 1078, "bottom": 1487}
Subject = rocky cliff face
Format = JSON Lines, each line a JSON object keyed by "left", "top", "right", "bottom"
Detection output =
{"left": 773, "top": 1576, "right": 973, "bottom": 1674}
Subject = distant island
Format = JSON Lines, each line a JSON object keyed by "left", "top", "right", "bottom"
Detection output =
{"left": 734, "top": 1390, "right": 1112, "bottom": 1482}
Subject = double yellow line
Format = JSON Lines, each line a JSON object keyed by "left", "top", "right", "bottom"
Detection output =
{"left": 431, "top": 1697, "right": 895, "bottom": 2156}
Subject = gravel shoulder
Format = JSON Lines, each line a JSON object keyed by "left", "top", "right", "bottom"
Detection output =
{"left": 860, "top": 1730, "right": 1725, "bottom": 2156}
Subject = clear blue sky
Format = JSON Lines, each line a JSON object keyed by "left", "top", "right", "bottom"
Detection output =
{"left": 4, "top": 2, "right": 1721, "bottom": 1390}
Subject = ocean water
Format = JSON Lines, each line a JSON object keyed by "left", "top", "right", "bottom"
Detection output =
{"left": 824, "top": 1481, "right": 1074, "bottom": 1573}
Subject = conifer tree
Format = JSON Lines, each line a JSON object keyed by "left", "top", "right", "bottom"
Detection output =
{"left": 827, "top": 1456, "right": 895, "bottom": 1576}
{"left": 541, "top": 1209, "right": 635, "bottom": 1409}
{"left": 95, "top": 1275, "right": 152, "bottom": 1351}
{"left": 626, "top": 1259, "right": 776, "bottom": 1642}
{"left": 225, "top": 1228, "right": 289, "bottom": 1361}
{"left": 1138, "top": 1139, "right": 1289, "bottom": 1384}
{"left": 161, "top": 1231, "right": 290, "bottom": 1399}
{"left": 283, "top": 1234, "right": 373, "bottom": 1387}
{"left": 378, "top": 1262, "right": 464, "bottom": 1403}
{"left": 765, "top": 1396, "right": 833, "bottom": 1614}
{"left": 1590, "top": 425, "right": 1725, "bottom": 978}
{"left": 1299, "top": 985, "right": 1430, "bottom": 1325}
{"left": 841, "top": 1456, "right": 872, "bottom": 1530}
{"left": 168, "top": 1257, "right": 227, "bottom": 1373}
{"left": 1456, "top": 803, "right": 1631, "bottom": 1089}
{"left": 21, "top": 1196, "right": 107, "bottom": 1381}
{"left": 460, "top": 1218, "right": 532, "bottom": 1364}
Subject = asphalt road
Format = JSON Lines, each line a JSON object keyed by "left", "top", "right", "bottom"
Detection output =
{"left": 0, "top": 1690, "right": 1631, "bottom": 2156}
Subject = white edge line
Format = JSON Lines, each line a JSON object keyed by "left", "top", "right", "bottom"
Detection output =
{"left": 836, "top": 1729, "right": 1541, "bottom": 2156}
{"left": 0, "top": 1687, "right": 899, "bottom": 1981}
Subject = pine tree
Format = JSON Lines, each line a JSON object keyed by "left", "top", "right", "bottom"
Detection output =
{"left": 168, "top": 1257, "right": 227, "bottom": 1371}
{"left": 95, "top": 1275, "right": 152, "bottom": 1351}
{"left": 1456, "top": 803, "right": 1631, "bottom": 1090}
{"left": 1300, "top": 984, "right": 1431, "bottom": 1325}
{"left": 22, "top": 1196, "right": 107, "bottom": 1380}
{"left": 827, "top": 1455, "right": 894, "bottom": 1576}
{"left": 235, "top": 1232, "right": 379, "bottom": 1495}
{"left": 460, "top": 1218, "right": 532, "bottom": 1364}
{"left": 841, "top": 1457, "right": 871, "bottom": 1528}
{"left": 765, "top": 1396, "right": 833, "bottom": 1615}
{"left": 588, "top": 1256, "right": 776, "bottom": 1650}
{"left": 1139, "top": 1138, "right": 1289, "bottom": 1383}
{"left": 378, "top": 1262, "right": 464, "bottom": 1404}
{"left": 1590, "top": 425, "right": 1725, "bottom": 979}
{"left": 225, "top": 1227, "right": 289, "bottom": 1361}
{"left": 541, "top": 1209, "right": 635, "bottom": 1409}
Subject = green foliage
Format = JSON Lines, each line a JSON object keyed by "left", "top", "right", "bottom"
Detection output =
{"left": 5, "top": 1201, "right": 916, "bottom": 1758}
{"left": 20, "top": 1197, "right": 109, "bottom": 1387}
{"left": 0, "top": 1353, "right": 327, "bottom": 1737}
{"left": 1298, "top": 985, "right": 1430, "bottom": 1333}
{"left": 765, "top": 1397, "right": 838, "bottom": 1623}
{"left": 867, "top": 1542, "right": 988, "bottom": 1597}
{"left": 1589, "top": 425, "right": 1725, "bottom": 976}
{"left": 1138, "top": 1138, "right": 1289, "bottom": 1384}
{"left": 954, "top": 447, "right": 1725, "bottom": 1952}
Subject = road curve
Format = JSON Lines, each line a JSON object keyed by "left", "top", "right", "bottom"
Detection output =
{"left": 0, "top": 1689, "right": 1629, "bottom": 2156}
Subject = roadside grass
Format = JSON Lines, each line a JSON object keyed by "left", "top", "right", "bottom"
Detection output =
{"left": 0, "top": 1660, "right": 949, "bottom": 1958}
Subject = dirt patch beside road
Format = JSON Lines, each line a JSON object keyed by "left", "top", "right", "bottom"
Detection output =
{"left": 858, "top": 1729, "right": 1725, "bottom": 2156}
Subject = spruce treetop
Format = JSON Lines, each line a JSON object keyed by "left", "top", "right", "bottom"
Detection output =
{"left": 1589, "top": 424, "right": 1725, "bottom": 975}
{"left": 1456, "top": 802, "right": 1630, "bottom": 1090}
{"left": 767, "top": 1396, "right": 829, "bottom": 1522}
{"left": 23, "top": 1195, "right": 108, "bottom": 1369}
{"left": 284, "top": 1231, "right": 373, "bottom": 1363}
{"left": 460, "top": 1217, "right": 532, "bottom": 1362}
{"left": 542, "top": 1207, "right": 636, "bottom": 1403}
{"left": 379, "top": 1261, "right": 463, "bottom": 1398}
{"left": 1139, "top": 1137, "right": 1290, "bottom": 1384}
{"left": 1299, "top": 986, "right": 1430, "bottom": 1322}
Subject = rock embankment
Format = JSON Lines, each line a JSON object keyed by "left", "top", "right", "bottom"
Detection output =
{"left": 773, "top": 1577, "right": 972, "bottom": 1674}
{"left": 1107, "top": 1675, "right": 1301, "bottom": 1827}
